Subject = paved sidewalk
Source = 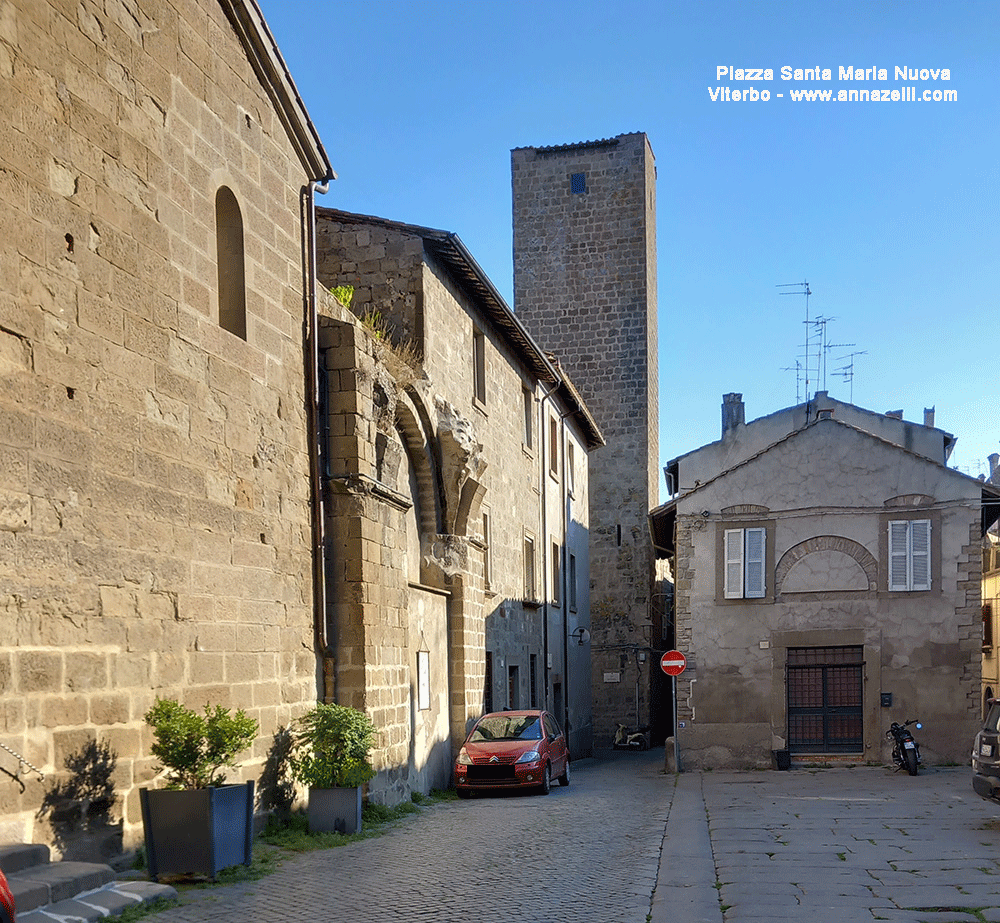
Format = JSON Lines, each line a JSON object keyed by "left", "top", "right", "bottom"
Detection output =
{"left": 653, "top": 763, "right": 1000, "bottom": 923}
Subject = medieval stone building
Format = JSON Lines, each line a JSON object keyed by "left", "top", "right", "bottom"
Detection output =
{"left": 511, "top": 133, "right": 663, "bottom": 745}
{"left": 0, "top": 0, "right": 333, "bottom": 853}
{"left": 314, "top": 210, "right": 603, "bottom": 780}
{"left": 650, "top": 393, "right": 996, "bottom": 769}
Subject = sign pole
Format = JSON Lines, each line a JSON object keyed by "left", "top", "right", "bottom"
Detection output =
{"left": 673, "top": 675, "right": 680, "bottom": 773}
{"left": 659, "top": 650, "right": 687, "bottom": 774}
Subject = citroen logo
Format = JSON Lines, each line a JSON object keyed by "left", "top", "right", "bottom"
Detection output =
{"left": 489, "top": 755, "right": 499, "bottom": 763}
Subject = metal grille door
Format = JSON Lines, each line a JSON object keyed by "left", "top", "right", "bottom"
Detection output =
{"left": 787, "top": 646, "right": 864, "bottom": 753}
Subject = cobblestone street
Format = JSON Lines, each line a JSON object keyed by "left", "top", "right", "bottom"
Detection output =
{"left": 138, "top": 754, "right": 1000, "bottom": 923}
{"left": 150, "top": 749, "right": 671, "bottom": 923}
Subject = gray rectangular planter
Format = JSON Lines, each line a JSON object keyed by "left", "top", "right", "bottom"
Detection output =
{"left": 308, "top": 786, "right": 361, "bottom": 834}
{"left": 139, "top": 780, "right": 254, "bottom": 880}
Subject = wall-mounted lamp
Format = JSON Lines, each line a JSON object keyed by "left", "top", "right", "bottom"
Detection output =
{"left": 570, "top": 627, "right": 591, "bottom": 645}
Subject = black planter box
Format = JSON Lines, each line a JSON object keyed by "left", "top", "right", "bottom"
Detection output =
{"left": 139, "top": 780, "right": 254, "bottom": 880}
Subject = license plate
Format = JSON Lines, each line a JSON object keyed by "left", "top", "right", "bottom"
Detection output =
{"left": 982, "top": 743, "right": 994, "bottom": 757}
{"left": 903, "top": 740, "right": 915, "bottom": 749}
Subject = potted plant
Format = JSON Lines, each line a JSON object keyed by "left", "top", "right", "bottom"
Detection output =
{"left": 289, "top": 702, "right": 376, "bottom": 834}
{"left": 139, "top": 698, "right": 258, "bottom": 880}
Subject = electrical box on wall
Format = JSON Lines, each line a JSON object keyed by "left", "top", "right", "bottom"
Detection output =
{"left": 881, "top": 692, "right": 893, "bottom": 708}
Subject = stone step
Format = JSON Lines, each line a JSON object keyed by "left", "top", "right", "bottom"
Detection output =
{"left": 16, "top": 880, "right": 177, "bottom": 923}
{"left": 0, "top": 843, "right": 176, "bottom": 920}
{"left": 5, "top": 860, "right": 115, "bottom": 912}
{"left": 0, "top": 843, "right": 49, "bottom": 875}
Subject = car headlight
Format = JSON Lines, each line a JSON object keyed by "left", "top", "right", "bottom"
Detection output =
{"left": 516, "top": 750, "right": 541, "bottom": 764}
{"left": 456, "top": 747, "right": 473, "bottom": 765}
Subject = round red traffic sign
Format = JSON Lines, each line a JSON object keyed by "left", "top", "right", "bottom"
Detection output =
{"left": 660, "top": 650, "right": 686, "bottom": 676}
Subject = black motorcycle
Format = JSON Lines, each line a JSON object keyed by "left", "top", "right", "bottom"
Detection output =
{"left": 886, "top": 718, "right": 922, "bottom": 775}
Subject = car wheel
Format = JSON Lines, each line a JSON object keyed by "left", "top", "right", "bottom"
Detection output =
{"left": 538, "top": 764, "right": 551, "bottom": 795}
{"left": 558, "top": 759, "right": 571, "bottom": 786}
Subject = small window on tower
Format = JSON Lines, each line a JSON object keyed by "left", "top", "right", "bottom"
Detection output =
{"left": 570, "top": 172, "right": 587, "bottom": 194}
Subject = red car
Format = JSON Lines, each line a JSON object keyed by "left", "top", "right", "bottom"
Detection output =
{"left": 0, "top": 866, "right": 14, "bottom": 923}
{"left": 455, "top": 709, "right": 570, "bottom": 797}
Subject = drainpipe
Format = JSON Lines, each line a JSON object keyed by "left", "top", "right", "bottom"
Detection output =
{"left": 304, "top": 178, "right": 334, "bottom": 701}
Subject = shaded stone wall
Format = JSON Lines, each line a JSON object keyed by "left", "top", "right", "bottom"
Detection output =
{"left": 0, "top": 0, "right": 319, "bottom": 851}
{"left": 512, "top": 133, "right": 659, "bottom": 744}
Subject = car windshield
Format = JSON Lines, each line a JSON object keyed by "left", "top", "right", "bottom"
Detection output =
{"left": 470, "top": 715, "right": 543, "bottom": 742}
{"left": 986, "top": 703, "right": 1000, "bottom": 733}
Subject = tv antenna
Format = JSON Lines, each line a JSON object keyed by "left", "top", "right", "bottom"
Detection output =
{"left": 777, "top": 281, "right": 813, "bottom": 400}
{"left": 834, "top": 351, "right": 867, "bottom": 403}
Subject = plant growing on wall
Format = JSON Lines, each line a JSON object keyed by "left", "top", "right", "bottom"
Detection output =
{"left": 144, "top": 699, "right": 258, "bottom": 790}
{"left": 330, "top": 283, "right": 354, "bottom": 307}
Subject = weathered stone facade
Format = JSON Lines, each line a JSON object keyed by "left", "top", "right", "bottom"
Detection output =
{"left": 652, "top": 393, "right": 987, "bottom": 769}
{"left": 511, "top": 133, "right": 662, "bottom": 745}
{"left": 0, "top": 0, "right": 334, "bottom": 853}
{"left": 314, "top": 210, "right": 603, "bottom": 774}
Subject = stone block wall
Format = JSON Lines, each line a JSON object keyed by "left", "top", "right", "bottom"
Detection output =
{"left": 512, "top": 133, "right": 659, "bottom": 744}
{"left": 0, "top": 0, "right": 321, "bottom": 851}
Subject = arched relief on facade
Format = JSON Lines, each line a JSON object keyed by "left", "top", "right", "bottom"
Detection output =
{"left": 433, "top": 395, "right": 487, "bottom": 538}
{"left": 775, "top": 535, "right": 878, "bottom": 597}
{"left": 884, "top": 494, "right": 935, "bottom": 508}
{"left": 395, "top": 390, "right": 443, "bottom": 588}
{"left": 721, "top": 504, "right": 770, "bottom": 517}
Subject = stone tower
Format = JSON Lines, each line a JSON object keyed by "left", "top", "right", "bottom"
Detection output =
{"left": 511, "top": 132, "right": 662, "bottom": 746}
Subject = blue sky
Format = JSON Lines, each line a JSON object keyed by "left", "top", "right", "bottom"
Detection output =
{"left": 261, "top": 0, "right": 999, "bottom": 493}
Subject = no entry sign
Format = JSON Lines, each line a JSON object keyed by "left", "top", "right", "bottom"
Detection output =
{"left": 660, "top": 650, "right": 687, "bottom": 676}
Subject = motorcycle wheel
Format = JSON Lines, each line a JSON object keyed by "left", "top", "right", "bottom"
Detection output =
{"left": 905, "top": 747, "right": 918, "bottom": 776}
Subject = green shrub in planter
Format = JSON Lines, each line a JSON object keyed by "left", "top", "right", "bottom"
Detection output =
{"left": 289, "top": 703, "right": 376, "bottom": 790}
{"left": 144, "top": 698, "right": 258, "bottom": 789}
{"left": 140, "top": 699, "right": 259, "bottom": 879}
{"left": 290, "top": 703, "right": 376, "bottom": 834}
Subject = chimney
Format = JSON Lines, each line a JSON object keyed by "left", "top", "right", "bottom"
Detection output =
{"left": 989, "top": 453, "right": 999, "bottom": 477}
{"left": 722, "top": 393, "right": 744, "bottom": 437}
{"left": 924, "top": 407, "right": 935, "bottom": 428}
{"left": 885, "top": 409, "right": 903, "bottom": 420}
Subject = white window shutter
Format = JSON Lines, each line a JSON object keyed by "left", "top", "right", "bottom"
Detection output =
{"left": 744, "top": 527, "right": 766, "bottom": 598}
{"left": 910, "top": 520, "right": 931, "bottom": 590}
{"left": 888, "top": 521, "right": 910, "bottom": 591}
{"left": 724, "top": 529, "right": 744, "bottom": 599}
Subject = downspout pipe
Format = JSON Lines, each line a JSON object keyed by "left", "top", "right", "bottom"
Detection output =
{"left": 304, "top": 177, "right": 334, "bottom": 701}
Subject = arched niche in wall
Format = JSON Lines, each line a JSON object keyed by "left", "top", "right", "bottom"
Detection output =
{"left": 216, "top": 186, "right": 247, "bottom": 340}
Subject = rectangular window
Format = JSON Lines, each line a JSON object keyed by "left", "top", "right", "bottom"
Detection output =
{"left": 724, "top": 527, "right": 766, "bottom": 599}
{"left": 523, "top": 387, "right": 533, "bottom": 449}
{"left": 551, "top": 541, "right": 561, "bottom": 606}
{"left": 570, "top": 172, "right": 587, "bottom": 194}
{"left": 482, "top": 509, "right": 492, "bottom": 592}
{"left": 549, "top": 415, "right": 558, "bottom": 477}
{"left": 888, "top": 519, "right": 931, "bottom": 591}
{"left": 567, "top": 442, "right": 576, "bottom": 496}
{"left": 473, "top": 327, "right": 486, "bottom": 406}
{"left": 569, "top": 553, "right": 578, "bottom": 611}
{"left": 524, "top": 533, "right": 536, "bottom": 601}
{"left": 984, "top": 604, "right": 994, "bottom": 651}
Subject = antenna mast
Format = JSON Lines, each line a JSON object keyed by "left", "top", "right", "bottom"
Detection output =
{"left": 777, "top": 280, "right": 812, "bottom": 400}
